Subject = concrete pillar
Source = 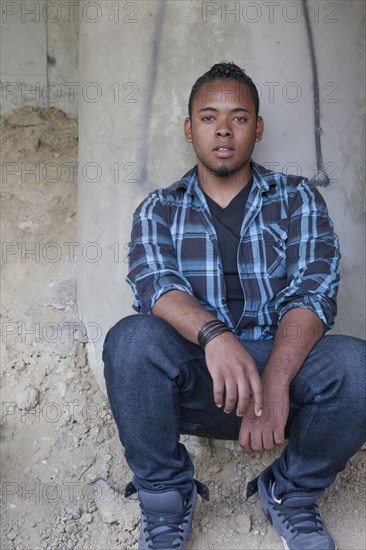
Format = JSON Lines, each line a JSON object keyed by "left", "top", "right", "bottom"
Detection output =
{"left": 0, "top": 0, "right": 79, "bottom": 116}
{"left": 0, "top": 0, "right": 47, "bottom": 113}
{"left": 46, "top": 0, "right": 80, "bottom": 117}
{"left": 77, "top": 0, "right": 365, "bottom": 391}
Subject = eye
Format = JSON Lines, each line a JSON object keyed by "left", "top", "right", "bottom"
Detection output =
{"left": 202, "top": 115, "right": 215, "bottom": 121}
{"left": 234, "top": 116, "right": 247, "bottom": 123}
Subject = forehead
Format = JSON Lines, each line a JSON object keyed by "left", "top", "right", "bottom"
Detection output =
{"left": 192, "top": 79, "right": 255, "bottom": 111}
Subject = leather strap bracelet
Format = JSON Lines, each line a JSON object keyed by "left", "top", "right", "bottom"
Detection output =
{"left": 198, "top": 319, "right": 232, "bottom": 349}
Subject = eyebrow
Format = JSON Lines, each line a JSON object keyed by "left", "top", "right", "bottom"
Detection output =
{"left": 198, "top": 107, "right": 250, "bottom": 114}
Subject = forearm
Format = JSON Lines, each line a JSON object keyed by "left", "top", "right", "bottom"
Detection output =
{"left": 262, "top": 307, "right": 324, "bottom": 390}
{"left": 239, "top": 308, "right": 323, "bottom": 452}
{"left": 152, "top": 290, "right": 217, "bottom": 344}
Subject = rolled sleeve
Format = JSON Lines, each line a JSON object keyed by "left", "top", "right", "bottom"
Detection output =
{"left": 276, "top": 180, "right": 340, "bottom": 331}
{"left": 126, "top": 192, "right": 193, "bottom": 314}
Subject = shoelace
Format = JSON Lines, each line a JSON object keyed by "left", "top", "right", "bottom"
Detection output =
{"left": 270, "top": 500, "right": 324, "bottom": 534}
{"left": 143, "top": 503, "right": 192, "bottom": 549}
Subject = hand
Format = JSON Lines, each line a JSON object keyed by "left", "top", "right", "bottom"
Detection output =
{"left": 238, "top": 386, "right": 289, "bottom": 454}
{"left": 204, "top": 332, "right": 263, "bottom": 417}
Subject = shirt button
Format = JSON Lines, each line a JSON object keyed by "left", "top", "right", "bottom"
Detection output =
{"left": 236, "top": 329, "right": 243, "bottom": 336}
{"left": 218, "top": 264, "right": 222, "bottom": 270}
{"left": 221, "top": 298, "right": 226, "bottom": 305}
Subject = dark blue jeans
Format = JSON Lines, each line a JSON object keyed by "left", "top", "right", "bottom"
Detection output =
{"left": 102, "top": 314, "right": 366, "bottom": 499}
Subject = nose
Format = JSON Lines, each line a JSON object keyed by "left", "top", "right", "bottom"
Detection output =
{"left": 215, "top": 119, "right": 232, "bottom": 137}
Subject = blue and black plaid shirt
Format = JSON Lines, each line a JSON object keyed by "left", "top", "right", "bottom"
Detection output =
{"left": 127, "top": 161, "right": 340, "bottom": 340}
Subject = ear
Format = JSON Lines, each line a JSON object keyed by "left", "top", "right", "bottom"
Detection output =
{"left": 255, "top": 116, "right": 264, "bottom": 142}
{"left": 184, "top": 117, "right": 192, "bottom": 143}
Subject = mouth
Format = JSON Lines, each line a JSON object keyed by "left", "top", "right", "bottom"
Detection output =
{"left": 213, "top": 146, "right": 235, "bottom": 158}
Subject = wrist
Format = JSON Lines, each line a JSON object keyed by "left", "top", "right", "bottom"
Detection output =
{"left": 198, "top": 319, "right": 232, "bottom": 349}
{"left": 261, "top": 372, "right": 291, "bottom": 396}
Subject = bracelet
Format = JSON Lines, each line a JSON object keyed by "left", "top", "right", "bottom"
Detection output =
{"left": 198, "top": 319, "right": 232, "bottom": 349}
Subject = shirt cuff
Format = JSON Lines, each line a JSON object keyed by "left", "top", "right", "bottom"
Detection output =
{"left": 134, "top": 281, "right": 194, "bottom": 314}
{"left": 278, "top": 295, "right": 336, "bottom": 333}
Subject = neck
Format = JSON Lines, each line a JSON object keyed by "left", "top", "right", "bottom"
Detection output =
{"left": 197, "top": 162, "right": 252, "bottom": 207}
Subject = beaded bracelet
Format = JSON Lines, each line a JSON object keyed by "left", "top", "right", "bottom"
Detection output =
{"left": 198, "top": 319, "right": 232, "bottom": 349}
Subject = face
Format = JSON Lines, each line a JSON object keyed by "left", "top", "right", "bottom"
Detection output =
{"left": 184, "top": 79, "right": 263, "bottom": 179}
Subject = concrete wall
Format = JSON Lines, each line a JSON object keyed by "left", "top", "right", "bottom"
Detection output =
{"left": 0, "top": 0, "right": 79, "bottom": 116}
{"left": 76, "top": 0, "right": 365, "bottom": 390}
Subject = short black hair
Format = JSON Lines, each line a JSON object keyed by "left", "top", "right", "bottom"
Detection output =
{"left": 188, "top": 62, "right": 260, "bottom": 118}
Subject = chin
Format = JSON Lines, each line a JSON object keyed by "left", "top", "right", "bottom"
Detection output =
{"left": 215, "top": 165, "right": 231, "bottom": 178}
{"left": 214, "top": 162, "right": 245, "bottom": 178}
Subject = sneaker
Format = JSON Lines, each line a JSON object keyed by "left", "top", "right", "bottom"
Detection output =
{"left": 256, "top": 466, "right": 336, "bottom": 550}
{"left": 124, "top": 479, "right": 209, "bottom": 550}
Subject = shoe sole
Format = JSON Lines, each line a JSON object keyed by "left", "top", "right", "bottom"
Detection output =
{"left": 281, "top": 535, "right": 338, "bottom": 550}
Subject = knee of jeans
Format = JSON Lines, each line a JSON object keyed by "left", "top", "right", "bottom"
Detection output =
{"left": 333, "top": 335, "right": 365, "bottom": 373}
{"left": 102, "top": 313, "right": 164, "bottom": 365}
{"left": 330, "top": 335, "right": 366, "bottom": 407}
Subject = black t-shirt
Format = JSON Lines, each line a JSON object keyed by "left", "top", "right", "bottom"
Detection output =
{"left": 203, "top": 177, "right": 253, "bottom": 326}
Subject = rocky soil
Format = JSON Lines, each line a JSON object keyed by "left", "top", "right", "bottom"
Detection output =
{"left": 1, "top": 107, "right": 365, "bottom": 550}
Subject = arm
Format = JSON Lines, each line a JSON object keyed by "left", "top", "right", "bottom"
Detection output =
{"left": 239, "top": 179, "right": 340, "bottom": 453}
{"left": 128, "top": 190, "right": 263, "bottom": 417}
{"left": 262, "top": 306, "right": 323, "bottom": 393}
{"left": 239, "top": 307, "right": 322, "bottom": 453}
{"left": 152, "top": 290, "right": 215, "bottom": 344}
{"left": 126, "top": 190, "right": 195, "bottom": 314}
{"left": 153, "top": 290, "right": 263, "bottom": 417}
{"left": 275, "top": 179, "right": 340, "bottom": 330}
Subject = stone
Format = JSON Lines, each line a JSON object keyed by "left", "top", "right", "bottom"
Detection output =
{"left": 18, "top": 221, "right": 33, "bottom": 231}
{"left": 7, "top": 529, "right": 18, "bottom": 541}
{"left": 63, "top": 506, "right": 82, "bottom": 519}
{"left": 230, "top": 513, "right": 251, "bottom": 535}
{"left": 17, "top": 385, "right": 39, "bottom": 410}
{"left": 93, "top": 479, "right": 124, "bottom": 524}
{"left": 93, "top": 479, "right": 139, "bottom": 527}
{"left": 80, "top": 513, "right": 93, "bottom": 525}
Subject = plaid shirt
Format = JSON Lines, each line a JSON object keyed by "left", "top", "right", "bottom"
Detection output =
{"left": 127, "top": 161, "right": 340, "bottom": 340}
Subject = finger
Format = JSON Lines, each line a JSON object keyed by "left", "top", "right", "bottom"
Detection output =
{"left": 212, "top": 375, "right": 224, "bottom": 408}
{"left": 238, "top": 421, "right": 252, "bottom": 455}
{"left": 236, "top": 381, "right": 251, "bottom": 417}
{"left": 249, "top": 429, "right": 264, "bottom": 453}
{"left": 263, "top": 429, "right": 276, "bottom": 451}
{"left": 250, "top": 374, "right": 264, "bottom": 417}
{"left": 223, "top": 379, "right": 237, "bottom": 414}
{"left": 274, "top": 427, "right": 285, "bottom": 446}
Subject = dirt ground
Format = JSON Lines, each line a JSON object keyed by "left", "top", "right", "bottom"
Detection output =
{"left": 1, "top": 106, "right": 365, "bottom": 550}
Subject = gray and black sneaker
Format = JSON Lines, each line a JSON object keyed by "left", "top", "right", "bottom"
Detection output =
{"left": 124, "top": 479, "right": 209, "bottom": 550}
{"left": 256, "top": 466, "right": 336, "bottom": 550}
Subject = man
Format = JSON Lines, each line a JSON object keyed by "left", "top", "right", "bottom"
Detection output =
{"left": 102, "top": 62, "right": 365, "bottom": 550}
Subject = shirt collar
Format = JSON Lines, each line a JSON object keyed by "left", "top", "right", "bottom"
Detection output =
{"left": 175, "top": 160, "right": 277, "bottom": 196}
